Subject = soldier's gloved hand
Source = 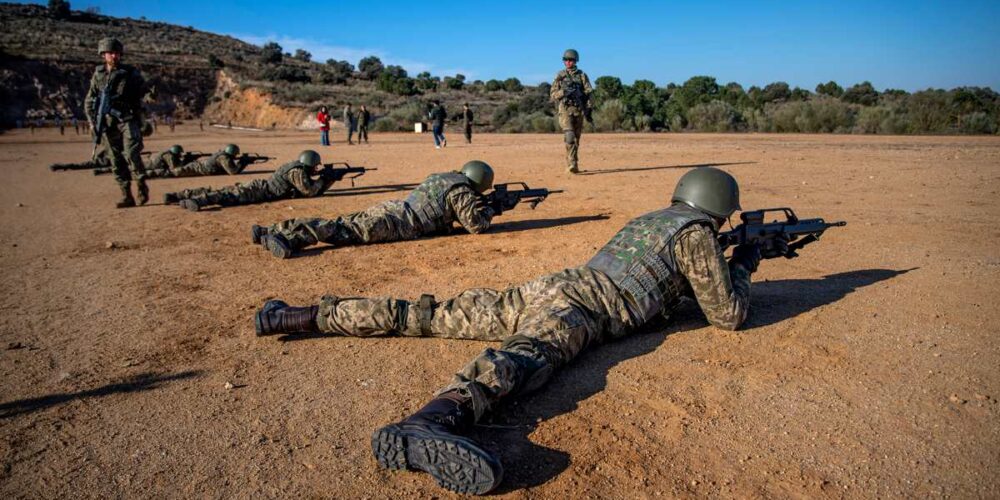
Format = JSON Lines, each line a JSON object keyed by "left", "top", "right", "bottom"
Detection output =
{"left": 731, "top": 243, "right": 761, "bottom": 273}
{"left": 487, "top": 197, "right": 504, "bottom": 216}
{"left": 761, "top": 234, "right": 790, "bottom": 259}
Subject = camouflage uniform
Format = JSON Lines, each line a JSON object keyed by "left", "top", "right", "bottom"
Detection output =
{"left": 463, "top": 107, "right": 474, "bottom": 144}
{"left": 50, "top": 148, "right": 111, "bottom": 171}
{"left": 142, "top": 150, "right": 185, "bottom": 178}
{"left": 170, "top": 160, "right": 330, "bottom": 209}
{"left": 344, "top": 105, "right": 356, "bottom": 144}
{"left": 268, "top": 172, "right": 495, "bottom": 252}
{"left": 169, "top": 151, "right": 246, "bottom": 177}
{"left": 84, "top": 61, "right": 148, "bottom": 199}
{"left": 550, "top": 67, "right": 593, "bottom": 172}
{"left": 311, "top": 203, "right": 752, "bottom": 419}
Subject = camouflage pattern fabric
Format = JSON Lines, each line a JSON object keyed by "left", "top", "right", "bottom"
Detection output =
{"left": 268, "top": 176, "right": 494, "bottom": 252}
{"left": 143, "top": 151, "right": 184, "bottom": 178}
{"left": 170, "top": 161, "right": 329, "bottom": 208}
{"left": 550, "top": 67, "right": 593, "bottom": 171}
{"left": 357, "top": 109, "right": 370, "bottom": 143}
{"left": 84, "top": 63, "right": 148, "bottom": 189}
{"left": 50, "top": 148, "right": 111, "bottom": 171}
{"left": 310, "top": 208, "right": 752, "bottom": 420}
{"left": 170, "top": 152, "right": 243, "bottom": 177}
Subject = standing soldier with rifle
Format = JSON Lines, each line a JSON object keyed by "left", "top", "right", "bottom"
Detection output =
{"left": 550, "top": 48, "right": 593, "bottom": 174}
{"left": 252, "top": 167, "right": 845, "bottom": 494}
{"left": 253, "top": 161, "right": 557, "bottom": 259}
{"left": 163, "top": 150, "right": 347, "bottom": 211}
{"left": 85, "top": 37, "right": 149, "bottom": 208}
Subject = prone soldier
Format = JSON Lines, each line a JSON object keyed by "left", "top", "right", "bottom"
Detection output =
{"left": 85, "top": 37, "right": 150, "bottom": 208}
{"left": 252, "top": 161, "right": 510, "bottom": 259}
{"left": 253, "top": 167, "right": 809, "bottom": 494}
{"left": 50, "top": 148, "right": 112, "bottom": 172}
{"left": 163, "top": 150, "right": 337, "bottom": 211}
{"left": 167, "top": 144, "right": 270, "bottom": 177}
{"left": 549, "top": 48, "right": 593, "bottom": 174}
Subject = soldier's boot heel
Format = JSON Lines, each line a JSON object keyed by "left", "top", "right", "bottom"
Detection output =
{"left": 163, "top": 192, "right": 179, "bottom": 205}
{"left": 179, "top": 199, "right": 201, "bottom": 212}
{"left": 263, "top": 234, "right": 293, "bottom": 259}
{"left": 136, "top": 181, "right": 149, "bottom": 206}
{"left": 250, "top": 224, "right": 269, "bottom": 245}
{"left": 116, "top": 184, "right": 136, "bottom": 209}
{"left": 254, "top": 300, "right": 319, "bottom": 336}
{"left": 371, "top": 392, "right": 502, "bottom": 495}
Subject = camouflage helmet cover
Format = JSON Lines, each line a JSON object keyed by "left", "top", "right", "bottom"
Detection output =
{"left": 671, "top": 167, "right": 741, "bottom": 218}
{"left": 98, "top": 37, "right": 124, "bottom": 55}
{"left": 224, "top": 144, "right": 240, "bottom": 156}
{"left": 298, "top": 150, "right": 322, "bottom": 168}
{"left": 460, "top": 160, "right": 494, "bottom": 193}
{"left": 562, "top": 49, "right": 579, "bottom": 61}
{"left": 169, "top": 144, "right": 184, "bottom": 155}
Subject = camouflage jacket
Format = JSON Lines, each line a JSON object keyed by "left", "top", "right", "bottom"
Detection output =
{"left": 147, "top": 151, "right": 183, "bottom": 173}
{"left": 405, "top": 172, "right": 495, "bottom": 234}
{"left": 343, "top": 106, "right": 355, "bottom": 126}
{"left": 208, "top": 152, "right": 243, "bottom": 175}
{"left": 586, "top": 203, "right": 752, "bottom": 329}
{"left": 266, "top": 161, "right": 330, "bottom": 197}
{"left": 84, "top": 63, "right": 146, "bottom": 125}
{"left": 357, "top": 109, "right": 370, "bottom": 126}
{"left": 550, "top": 67, "right": 593, "bottom": 115}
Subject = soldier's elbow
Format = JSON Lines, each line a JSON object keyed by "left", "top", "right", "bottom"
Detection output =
{"left": 708, "top": 309, "right": 748, "bottom": 331}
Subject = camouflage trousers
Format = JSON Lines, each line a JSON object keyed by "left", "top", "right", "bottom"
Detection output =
{"left": 103, "top": 118, "right": 147, "bottom": 186}
{"left": 176, "top": 179, "right": 281, "bottom": 207}
{"left": 315, "top": 266, "right": 634, "bottom": 420}
{"left": 171, "top": 161, "right": 220, "bottom": 177}
{"left": 50, "top": 160, "right": 104, "bottom": 171}
{"left": 559, "top": 112, "right": 585, "bottom": 171}
{"left": 270, "top": 200, "right": 422, "bottom": 251}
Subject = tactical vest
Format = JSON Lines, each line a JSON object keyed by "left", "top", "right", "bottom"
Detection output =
{"left": 586, "top": 204, "right": 714, "bottom": 324}
{"left": 556, "top": 68, "right": 588, "bottom": 110}
{"left": 405, "top": 172, "right": 470, "bottom": 233}
{"left": 266, "top": 161, "right": 306, "bottom": 194}
{"left": 206, "top": 152, "right": 226, "bottom": 173}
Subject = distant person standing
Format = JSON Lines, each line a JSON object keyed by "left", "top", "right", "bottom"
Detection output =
{"left": 85, "top": 37, "right": 150, "bottom": 208}
{"left": 429, "top": 100, "right": 447, "bottom": 149}
{"left": 343, "top": 103, "right": 356, "bottom": 145}
{"left": 72, "top": 116, "right": 80, "bottom": 135}
{"left": 57, "top": 116, "right": 65, "bottom": 135}
{"left": 317, "top": 106, "right": 331, "bottom": 146}
{"left": 357, "top": 105, "right": 370, "bottom": 144}
{"left": 462, "top": 103, "right": 474, "bottom": 144}
{"left": 550, "top": 48, "right": 592, "bottom": 174}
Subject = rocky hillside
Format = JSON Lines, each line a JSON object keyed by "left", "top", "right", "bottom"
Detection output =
{"left": 0, "top": 2, "right": 543, "bottom": 130}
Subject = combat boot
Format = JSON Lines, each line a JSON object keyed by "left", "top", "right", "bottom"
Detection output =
{"left": 179, "top": 199, "right": 201, "bottom": 212}
{"left": 163, "top": 192, "right": 180, "bottom": 205}
{"left": 116, "top": 183, "right": 136, "bottom": 209}
{"left": 254, "top": 300, "right": 319, "bottom": 336}
{"left": 262, "top": 233, "right": 293, "bottom": 259}
{"left": 567, "top": 163, "right": 580, "bottom": 174}
{"left": 250, "top": 224, "right": 269, "bottom": 245}
{"left": 136, "top": 180, "right": 149, "bottom": 206}
{"left": 372, "top": 390, "right": 502, "bottom": 495}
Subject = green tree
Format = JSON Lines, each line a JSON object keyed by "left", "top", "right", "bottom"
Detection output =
{"left": 503, "top": 77, "right": 523, "bottom": 92}
{"left": 48, "top": 0, "right": 70, "bottom": 18}
{"left": 485, "top": 79, "right": 503, "bottom": 92}
{"left": 593, "top": 76, "right": 624, "bottom": 105}
{"left": 260, "top": 42, "right": 283, "bottom": 64}
{"left": 761, "top": 82, "right": 791, "bottom": 103}
{"left": 358, "top": 56, "right": 385, "bottom": 80}
{"left": 293, "top": 49, "right": 312, "bottom": 62}
{"left": 815, "top": 81, "right": 844, "bottom": 98}
{"left": 842, "top": 81, "right": 879, "bottom": 106}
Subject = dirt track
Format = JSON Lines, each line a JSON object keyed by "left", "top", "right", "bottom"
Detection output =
{"left": 1, "top": 127, "right": 998, "bottom": 498}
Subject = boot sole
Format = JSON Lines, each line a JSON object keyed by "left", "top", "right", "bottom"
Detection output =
{"left": 372, "top": 424, "right": 502, "bottom": 495}
{"left": 264, "top": 236, "right": 292, "bottom": 259}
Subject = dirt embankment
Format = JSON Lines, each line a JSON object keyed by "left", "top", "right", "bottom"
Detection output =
{"left": 202, "top": 71, "right": 310, "bottom": 129}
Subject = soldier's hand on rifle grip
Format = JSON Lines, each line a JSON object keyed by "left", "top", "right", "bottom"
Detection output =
{"left": 761, "top": 234, "right": 790, "bottom": 259}
{"left": 488, "top": 197, "right": 504, "bottom": 216}
{"left": 731, "top": 243, "right": 761, "bottom": 273}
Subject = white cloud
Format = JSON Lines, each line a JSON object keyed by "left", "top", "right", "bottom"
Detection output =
{"left": 229, "top": 33, "right": 477, "bottom": 80}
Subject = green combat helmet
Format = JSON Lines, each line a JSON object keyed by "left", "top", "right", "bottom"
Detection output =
{"left": 224, "top": 144, "right": 240, "bottom": 157}
{"left": 169, "top": 145, "right": 184, "bottom": 156}
{"left": 298, "top": 150, "right": 321, "bottom": 168}
{"left": 460, "top": 160, "right": 494, "bottom": 193}
{"left": 671, "top": 167, "right": 741, "bottom": 218}
{"left": 562, "top": 49, "right": 579, "bottom": 62}
{"left": 98, "top": 37, "right": 123, "bottom": 55}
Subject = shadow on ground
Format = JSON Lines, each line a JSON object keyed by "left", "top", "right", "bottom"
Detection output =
{"left": 577, "top": 161, "right": 756, "bottom": 176}
{"left": 479, "top": 267, "right": 911, "bottom": 491}
{"left": 0, "top": 370, "right": 202, "bottom": 419}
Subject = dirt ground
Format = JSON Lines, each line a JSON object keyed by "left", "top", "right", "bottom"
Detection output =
{"left": 0, "top": 127, "right": 998, "bottom": 498}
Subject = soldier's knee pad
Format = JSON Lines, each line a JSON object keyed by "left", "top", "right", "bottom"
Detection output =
{"left": 500, "top": 335, "right": 556, "bottom": 393}
{"left": 564, "top": 131, "right": 577, "bottom": 145}
{"left": 417, "top": 294, "right": 436, "bottom": 335}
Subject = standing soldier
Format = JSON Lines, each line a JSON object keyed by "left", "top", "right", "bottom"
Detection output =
{"left": 357, "top": 105, "right": 371, "bottom": 144}
{"left": 163, "top": 150, "right": 336, "bottom": 211}
{"left": 253, "top": 167, "right": 785, "bottom": 494}
{"left": 57, "top": 116, "right": 65, "bottom": 135}
{"left": 85, "top": 37, "right": 149, "bottom": 208}
{"left": 72, "top": 116, "right": 80, "bottom": 135}
{"left": 462, "top": 103, "right": 474, "bottom": 144}
{"left": 549, "top": 48, "right": 592, "bottom": 174}
{"left": 343, "top": 103, "right": 356, "bottom": 145}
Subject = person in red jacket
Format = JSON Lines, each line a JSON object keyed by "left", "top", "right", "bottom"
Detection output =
{"left": 317, "top": 106, "right": 331, "bottom": 146}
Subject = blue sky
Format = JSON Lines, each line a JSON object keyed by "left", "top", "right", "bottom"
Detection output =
{"left": 24, "top": 0, "right": 1000, "bottom": 91}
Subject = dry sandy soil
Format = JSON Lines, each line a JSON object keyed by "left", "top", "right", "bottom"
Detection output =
{"left": 1, "top": 127, "right": 998, "bottom": 498}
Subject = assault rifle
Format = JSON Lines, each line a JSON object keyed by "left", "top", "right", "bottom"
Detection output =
{"left": 319, "top": 162, "right": 375, "bottom": 186}
{"left": 182, "top": 151, "right": 212, "bottom": 162}
{"left": 90, "top": 79, "right": 116, "bottom": 161}
{"left": 564, "top": 81, "right": 593, "bottom": 125}
{"left": 241, "top": 153, "right": 274, "bottom": 165}
{"left": 487, "top": 182, "right": 563, "bottom": 214}
{"left": 717, "top": 208, "right": 846, "bottom": 259}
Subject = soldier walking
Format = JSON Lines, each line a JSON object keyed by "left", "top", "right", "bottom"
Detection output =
{"left": 85, "top": 37, "right": 150, "bottom": 208}
{"left": 428, "top": 100, "right": 447, "bottom": 148}
{"left": 164, "top": 150, "right": 335, "bottom": 211}
{"left": 255, "top": 167, "right": 785, "bottom": 494}
{"left": 357, "top": 105, "right": 370, "bottom": 144}
{"left": 343, "top": 103, "right": 356, "bottom": 145}
{"left": 550, "top": 48, "right": 593, "bottom": 174}
{"left": 253, "top": 161, "right": 497, "bottom": 259}
{"left": 462, "top": 103, "right": 474, "bottom": 144}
